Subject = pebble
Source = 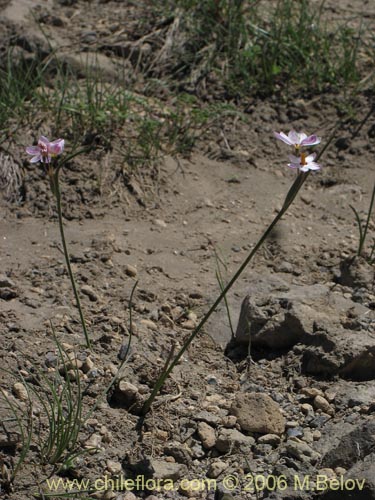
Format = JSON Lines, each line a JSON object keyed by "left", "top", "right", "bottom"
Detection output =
{"left": 154, "top": 219, "right": 167, "bottom": 228}
{"left": 13, "top": 382, "right": 28, "bottom": 401}
{"left": 285, "top": 440, "right": 320, "bottom": 463}
{"left": 258, "top": 434, "right": 281, "bottom": 446}
{"left": 0, "top": 275, "right": 16, "bottom": 288}
{"left": 124, "top": 264, "right": 137, "bottom": 277}
{"left": 197, "top": 421, "right": 216, "bottom": 449}
{"left": 150, "top": 460, "right": 187, "bottom": 481}
{"left": 82, "top": 357, "right": 94, "bottom": 373}
{"left": 84, "top": 433, "right": 102, "bottom": 451}
{"left": 106, "top": 460, "right": 122, "bottom": 474}
{"left": 300, "top": 403, "right": 314, "bottom": 415}
{"left": 207, "top": 459, "right": 228, "bottom": 478}
{"left": 216, "top": 428, "right": 255, "bottom": 453}
{"left": 314, "top": 395, "right": 335, "bottom": 415}
{"left": 139, "top": 319, "right": 158, "bottom": 331}
{"left": 81, "top": 284, "right": 99, "bottom": 302}
{"left": 301, "top": 387, "right": 324, "bottom": 398}
{"left": 318, "top": 468, "right": 336, "bottom": 478}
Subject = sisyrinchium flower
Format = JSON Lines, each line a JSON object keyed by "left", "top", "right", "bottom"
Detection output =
{"left": 288, "top": 152, "right": 320, "bottom": 172}
{"left": 274, "top": 130, "right": 321, "bottom": 150}
{"left": 26, "top": 136, "right": 64, "bottom": 164}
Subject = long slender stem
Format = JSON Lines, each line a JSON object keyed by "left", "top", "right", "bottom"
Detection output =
{"left": 141, "top": 171, "right": 309, "bottom": 415}
{"left": 53, "top": 170, "right": 91, "bottom": 349}
{"left": 358, "top": 181, "right": 375, "bottom": 256}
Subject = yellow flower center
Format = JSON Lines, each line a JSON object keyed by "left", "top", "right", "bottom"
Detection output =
{"left": 300, "top": 152, "right": 307, "bottom": 165}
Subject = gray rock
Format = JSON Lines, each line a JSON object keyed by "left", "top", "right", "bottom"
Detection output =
{"left": 285, "top": 439, "right": 320, "bottom": 463}
{"left": 216, "top": 428, "right": 255, "bottom": 453}
{"left": 318, "top": 420, "right": 375, "bottom": 470}
{"left": 164, "top": 442, "right": 192, "bottom": 465}
{"left": 315, "top": 453, "right": 375, "bottom": 499}
{"left": 339, "top": 256, "right": 375, "bottom": 289}
{"left": 230, "top": 392, "right": 285, "bottom": 435}
{"left": 150, "top": 460, "right": 187, "bottom": 481}
{"left": 234, "top": 275, "right": 375, "bottom": 380}
{"left": 0, "top": 275, "right": 15, "bottom": 288}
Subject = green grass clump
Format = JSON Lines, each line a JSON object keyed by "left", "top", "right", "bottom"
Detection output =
{"left": 155, "top": 0, "right": 369, "bottom": 96}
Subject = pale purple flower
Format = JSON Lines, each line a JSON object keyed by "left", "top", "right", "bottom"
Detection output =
{"left": 288, "top": 152, "right": 320, "bottom": 172}
{"left": 26, "top": 136, "right": 64, "bottom": 164}
{"left": 274, "top": 130, "right": 321, "bottom": 149}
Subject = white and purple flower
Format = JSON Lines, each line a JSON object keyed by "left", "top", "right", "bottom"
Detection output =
{"left": 274, "top": 130, "right": 321, "bottom": 149}
{"left": 26, "top": 136, "right": 64, "bottom": 164}
{"left": 288, "top": 152, "right": 320, "bottom": 172}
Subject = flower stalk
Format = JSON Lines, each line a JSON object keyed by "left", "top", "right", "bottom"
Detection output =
{"left": 26, "top": 137, "right": 91, "bottom": 349}
{"left": 52, "top": 167, "right": 91, "bottom": 349}
{"left": 141, "top": 128, "right": 328, "bottom": 416}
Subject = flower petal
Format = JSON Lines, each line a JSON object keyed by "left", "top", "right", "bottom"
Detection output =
{"left": 30, "top": 155, "right": 42, "bottom": 163}
{"left": 301, "top": 134, "right": 321, "bottom": 146}
{"left": 26, "top": 146, "right": 41, "bottom": 155}
{"left": 49, "top": 139, "right": 64, "bottom": 154}
{"left": 274, "top": 131, "right": 294, "bottom": 146}
{"left": 39, "top": 136, "right": 50, "bottom": 145}
{"left": 305, "top": 153, "right": 317, "bottom": 162}
{"left": 288, "top": 154, "right": 301, "bottom": 163}
{"left": 288, "top": 130, "right": 300, "bottom": 144}
{"left": 287, "top": 162, "right": 299, "bottom": 169}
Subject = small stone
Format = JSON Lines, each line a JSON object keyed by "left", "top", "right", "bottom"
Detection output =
{"left": 181, "top": 320, "right": 196, "bottom": 330}
{"left": 258, "top": 434, "right": 281, "bottom": 446}
{"left": 318, "top": 468, "right": 335, "bottom": 478}
{"left": 301, "top": 388, "right": 324, "bottom": 398}
{"left": 302, "top": 429, "right": 314, "bottom": 444}
{"left": 195, "top": 410, "right": 221, "bottom": 426}
{"left": 197, "top": 422, "right": 216, "bottom": 449}
{"left": 231, "top": 393, "right": 285, "bottom": 435}
{"left": 300, "top": 403, "right": 314, "bottom": 415}
{"left": 335, "top": 467, "right": 346, "bottom": 475}
{"left": 285, "top": 440, "right": 320, "bottom": 463}
{"left": 139, "top": 319, "right": 157, "bottom": 331}
{"left": 124, "top": 265, "right": 137, "bottom": 277}
{"left": 312, "top": 430, "right": 322, "bottom": 441}
{"left": 81, "top": 284, "right": 99, "bottom": 302}
{"left": 13, "top": 382, "right": 28, "bottom": 401}
{"left": 84, "top": 434, "right": 102, "bottom": 451}
{"left": 154, "top": 219, "right": 167, "bottom": 228}
{"left": 207, "top": 459, "right": 228, "bottom": 479}
{"left": 313, "top": 395, "right": 335, "bottom": 416}
{"left": 121, "top": 493, "right": 137, "bottom": 500}
{"left": 82, "top": 357, "right": 94, "bottom": 373}
{"left": 45, "top": 352, "right": 58, "bottom": 368}
{"left": 113, "top": 381, "right": 143, "bottom": 413}
{"left": 216, "top": 428, "right": 255, "bottom": 453}
{"left": 106, "top": 460, "right": 122, "bottom": 475}
{"left": 164, "top": 442, "right": 192, "bottom": 465}
{"left": 151, "top": 460, "right": 187, "bottom": 481}
{"left": 0, "top": 275, "right": 16, "bottom": 288}
{"left": 0, "top": 288, "right": 17, "bottom": 300}
{"left": 221, "top": 415, "right": 237, "bottom": 428}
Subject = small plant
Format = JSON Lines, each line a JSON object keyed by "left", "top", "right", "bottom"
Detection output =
{"left": 26, "top": 137, "right": 91, "bottom": 348}
{"left": 350, "top": 182, "right": 375, "bottom": 263}
{"left": 141, "top": 128, "right": 326, "bottom": 415}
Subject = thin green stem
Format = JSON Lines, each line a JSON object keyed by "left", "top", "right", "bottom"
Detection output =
{"left": 141, "top": 171, "right": 309, "bottom": 415}
{"left": 358, "top": 181, "right": 375, "bottom": 256}
{"left": 53, "top": 170, "right": 91, "bottom": 349}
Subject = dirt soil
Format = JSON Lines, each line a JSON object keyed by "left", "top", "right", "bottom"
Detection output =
{"left": 0, "top": 1, "right": 375, "bottom": 500}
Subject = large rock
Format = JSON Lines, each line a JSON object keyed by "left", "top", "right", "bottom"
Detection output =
{"left": 234, "top": 274, "right": 375, "bottom": 380}
{"left": 230, "top": 393, "right": 285, "bottom": 435}
{"left": 317, "top": 419, "right": 375, "bottom": 470}
{"left": 316, "top": 454, "right": 375, "bottom": 499}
